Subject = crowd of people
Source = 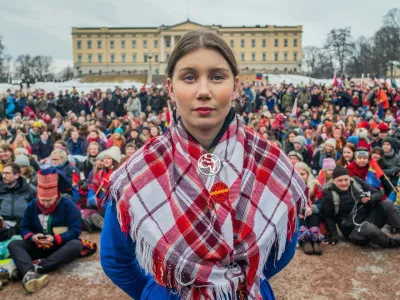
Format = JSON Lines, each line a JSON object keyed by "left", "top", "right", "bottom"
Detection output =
{"left": 0, "top": 74, "right": 400, "bottom": 293}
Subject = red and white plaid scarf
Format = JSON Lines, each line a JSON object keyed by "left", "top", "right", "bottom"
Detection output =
{"left": 110, "top": 114, "right": 306, "bottom": 300}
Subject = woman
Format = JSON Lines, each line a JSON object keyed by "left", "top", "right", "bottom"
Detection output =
{"left": 82, "top": 142, "right": 102, "bottom": 180}
{"left": 381, "top": 137, "right": 400, "bottom": 187}
{"left": 346, "top": 148, "right": 370, "bottom": 181}
{"left": 15, "top": 147, "right": 40, "bottom": 172}
{"left": 120, "top": 142, "right": 137, "bottom": 165}
{"left": 0, "top": 144, "right": 15, "bottom": 173}
{"left": 12, "top": 130, "right": 32, "bottom": 154}
{"left": 311, "top": 138, "right": 337, "bottom": 174}
{"left": 336, "top": 143, "right": 356, "bottom": 167}
{"left": 371, "top": 147, "right": 393, "bottom": 195}
{"left": 295, "top": 162, "right": 324, "bottom": 255}
{"left": 15, "top": 155, "right": 38, "bottom": 186}
{"left": 282, "top": 130, "right": 298, "bottom": 154}
{"left": 101, "top": 30, "right": 306, "bottom": 300}
{"left": 87, "top": 146, "right": 121, "bottom": 229}
{"left": 106, "top": 128, "right": 125, "bottom": 152}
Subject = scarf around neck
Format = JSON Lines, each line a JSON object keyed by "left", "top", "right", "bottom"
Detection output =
{"left": 109, "top": 114, "right": 306, "bottom": 300}
{"left": 37, "top": 196, "right": 60, "bottom": 215}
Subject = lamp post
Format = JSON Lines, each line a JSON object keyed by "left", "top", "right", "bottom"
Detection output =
{"left": 147, "top": 51, "right": 153, "bottom": 84}
{"left": 148, "top": 51, "right": 153, "bottom": 73}
{"left": 298, "top": 62, "right": 302, "bottom": 74}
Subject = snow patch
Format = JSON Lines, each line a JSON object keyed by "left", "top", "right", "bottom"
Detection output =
{"left": 349, "top": 280, "right": 369, "bottom": 300}
{"left": 356, "top": 265, "right": 384, "bottom": 274}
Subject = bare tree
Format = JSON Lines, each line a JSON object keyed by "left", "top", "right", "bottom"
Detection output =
{"left": 384, "top": 8, "right": 400, "bottom": 31}
{"left": 15, "top": 54, "right": 34, "bottom": 81}
{"left": 32, "top": 55, "right": 54, "bottom": 81}
{"left": 302, "top": 46, "right": 319, "bottom": 75}
{"left": 0, "top": 35, "right": 10, "bottom": 82}
{"left": 60, "top": 66, "right": 74, "bottom": 81}
{"left": 324, "top": 27, "right": 354, "bottom": 75}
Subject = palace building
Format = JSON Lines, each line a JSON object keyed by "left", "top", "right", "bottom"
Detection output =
{"left": 72, "top": 20, "right": 303, "bottom": 76}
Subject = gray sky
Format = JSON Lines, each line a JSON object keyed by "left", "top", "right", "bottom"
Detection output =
{"left": 0, "top": 0, "right": 398, "bottom": 69}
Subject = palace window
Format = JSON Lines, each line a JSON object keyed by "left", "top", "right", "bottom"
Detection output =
{"left": 122, "top": 53, "right": 126, "bottom": 63}
{"left": 144, "top": 54, "right": 148, "bottom": 62}
{"left": 241, "top": 53, "right": 245, "bottom": 61}
{"left": 98, "top": 54, "right": 102, "bottom": 63}
{"left": 87, "top": 40, "right": 92, "bottom": 49}
{"left": 132, "top": 40, "right": 136, "bottom": 48}
{"left": 121, "top": 40, "right": 126, "bottom": 49}
{"left": 284, "top": 52, "right": 288, "bottom": 61}
{"left": 88, "top": 54, "right": 92, "bottom": 63}
{"left": 262, "top": 39, "right": 266, "bottom": 47}
{"left": 154, "top": 40, "right": 158, "bottom": 48}
{"left": 132, "top": 53, "right": 137, "bottom": 62}
{"left": 241, "top": 39, "right": 245, "bottom": 48}
{"left": 274, "top": 52, "right": 278, "bottom": 61}
{"left": 294, "top": 39, "right": 298, "bottom": 47}
{"left": 284, "top": 39, "right": 288, "bottom": 47}
{"left": 230, "top": 40, "right": 234, "bottom": 47}
{"left": 110, "top": 40, "right": 115, "bottom": 49}
{"left": 251, "top": 53, "right": 256, "bottom": 61}
{"left": 251, "top": 39, "right": 256, "bottom": 47}
{"left": 143, "top": 40, "right": 147, "bottom": 48}
{"left": 262, "top": 52, "right": 266, "bottom": 61}
{"left": 97, "top": 40, "right": 102, "bottom": 49}
{"left": 293, "top": 52, "right": 298, "bottom": 61}
{"left": 77, "top": 54, "right": 82, "bottom": 63}
{"left": 154, "top": 54, "right": 158, "bottom": 62}
{"left": 274, "top": 39, "right": 278, "bottom": 47}
{"left": 110, "top": 54, "right": 115, "bottom": 63}
{"left": 77, "top": 40, "right": 82, "bottom": 49}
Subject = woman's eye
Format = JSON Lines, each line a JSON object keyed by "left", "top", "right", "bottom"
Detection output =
{"left": 183, "top": 75, "right": 195, "bottom": 81}
{"left": 213, "top": 75, "right": 225, "bottom": 81}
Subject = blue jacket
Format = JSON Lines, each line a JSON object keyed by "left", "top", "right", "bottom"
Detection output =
{"left": 100, "top": 202, "right": 298, "bottom": 300}
{"left": 19, "top": 196, "right": 81, "bottom": 245}
{"left": 67, "top": 137, "right": 85, "bottom": 156}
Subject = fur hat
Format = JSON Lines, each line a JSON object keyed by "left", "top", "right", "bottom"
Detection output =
{"left": 100, "top": 146, "right": 121, "bottom": 163}
{"left": 15, "top": 155, "right": 30, "bottom": 167}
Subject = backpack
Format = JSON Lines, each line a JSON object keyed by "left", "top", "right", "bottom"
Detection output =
{"left": 329, "top": 178, "right": 364, "bottom": 215}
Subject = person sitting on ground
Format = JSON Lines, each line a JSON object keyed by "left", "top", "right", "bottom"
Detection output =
{"left": 26, "top": 121, "right": 42, "bottom": 145}
{"left": 85, "top": 146, "right": 121, "bottom": 230}
{"left": 0, "top": 163, "right": 36, "bottom": 242}
{"left": 7, "top": 169, "right": 82, "bottom": 293}
{"left": 106, "top": 128, "right": 125, "bottom": 152}
{"left": 288, "top": 151, "right": 303, "bottom": 165}
{"left": 82, "top": 130, "right": 106, "bottom": 153}
{"left": 81, "top": 142, "right": 102, "bottom": 180}
{"left": 312, "top": 138, "right": 338, "bottom": 175}
{"left": 346, "top": 148, "right": 371, "bottom": 181}
{"left": 295, "top": 162, "right": 324, "bottom": 255}
{"left": 14, "top": 147, "right": 40, "bottom": 172}
{"left": 66, "top": 130, "right": 85, "bottom": 156}
{"left": 321, "top": 166, "right": 400, "bottom": 247}
{"left": 47, "top": 149, "right": 79, "bottom": 195}
{"left": 381, "top": 137, "right": 400, "bottom": 187}
{"left": 119, "top": 142, "right": 136, "bottom": 165}
{"left": 32, "top": 130, "right": 54, "bottom": 164}
{"left": 317, "top": 158, "right": 336, "bottom": 188}
{"left": 15, "top": 155, "right": 38, "bottom": 186}
{"left": 336, "top": 143, "right": 356, "bottom": 167}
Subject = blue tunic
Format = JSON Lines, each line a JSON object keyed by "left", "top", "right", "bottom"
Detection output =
{"left": 100, "top": 202, "right": 298, "bottom": 300}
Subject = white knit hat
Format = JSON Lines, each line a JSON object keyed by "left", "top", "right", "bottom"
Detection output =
{"left": 325, "top": 138, "right": 337, "bottom": 148}
{"left": 99, "top": 146, "right": 121, "bottom": 163}
{"left": 14, "top": 148, "right": 29, "bottom": 156}
{"left": 15, "top": 155, "right": 30, "bottom": 167}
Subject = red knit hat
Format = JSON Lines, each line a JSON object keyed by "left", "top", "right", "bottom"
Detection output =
{"left": 378, "top": 123, "right": 389, "bottom": 132}
{"left": 37, "top": 171, "right": 58, "bottom": 199}
{"left": 356, "top": 120, "right": 369, "bottom": 129}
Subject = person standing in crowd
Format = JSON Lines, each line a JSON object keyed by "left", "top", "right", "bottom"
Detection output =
{"left": 7, "top": 169, "right": 82, "bottom": 293}
{"left": 100, "top": 30, "right": 306, "bottom": 300}
{"left": 101, "top": 91, "right": 117, "bottom": 116}
{"left": 126, "top": 91, "right": 141, "bottom": 118}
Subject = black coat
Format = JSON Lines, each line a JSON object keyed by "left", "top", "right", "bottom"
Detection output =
{"left": 32, "top": 140, "right": 54, "bottom": 160}
{"left": 101, "top": 98, "right": 117, "bottom": 116}
{"left": 321, "top": 176, "right": 383, "bottom": 242}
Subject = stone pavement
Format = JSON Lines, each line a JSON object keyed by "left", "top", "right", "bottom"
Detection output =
{"left": 2, "top": 231, "right": 400, "bottom": 300}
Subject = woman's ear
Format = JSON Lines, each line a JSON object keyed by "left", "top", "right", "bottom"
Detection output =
{"left": 232, "top": 76, "right": 240, "bottom": 100}
{"left": 167, "top": 78, "right": 176, "bottom": 104}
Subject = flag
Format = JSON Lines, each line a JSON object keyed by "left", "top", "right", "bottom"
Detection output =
{"left": 317, "top": 170, "right": 326, "bottom": 186}
{"left": 256, "top": 73, "right": 262, "bottom": 80}
{"left": 291, "top": 97, "right": 298, "bottom": 118}
{"left": 333, "top": 71, "right": 338, "bottom": 87}
{"left": 377, "top": 103, "right": 384, "bottom": 119}
{"left": 72, "top": 170, "right": 80, "bottom": 204}
{"left": 366, "top": 159, "right": 384, "bottom": 188}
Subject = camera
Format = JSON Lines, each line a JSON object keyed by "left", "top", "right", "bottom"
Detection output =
{"left": 361, "top": 191, "right": 371, "bottom": 198}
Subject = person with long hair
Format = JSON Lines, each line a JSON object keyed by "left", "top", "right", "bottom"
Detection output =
{"left": 100, "top": 30, "right": 306, "bottom": 300}
{"left": 311, "top": 138, "right": 338, "bottom": 174}
{"left": 0, "top": 144, "right": 15, "bottom": 172}
{"left": 12, "top": 130, "right": 32, "bottom": 154}
{"left": 336, "top": 143, "right": 356, "bottom": 167}
{"left": 295, "top": 162, "right": 324, "bottom": 255}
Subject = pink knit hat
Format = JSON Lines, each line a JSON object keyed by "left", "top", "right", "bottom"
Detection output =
{"left": 322, "top": 158, "right": 336, "bottom": 170}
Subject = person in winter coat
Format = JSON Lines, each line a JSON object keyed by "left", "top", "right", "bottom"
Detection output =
{"left": 85, "top": 146, "right": 121, "bottom": 230}
{"left": 310, "top": 89, "right": 321, "bottom": 108}
{"left": 293, "top": 135, "right": 311, "bottom": 165}
{"left": 101, "top": 92, "right": 117, "bottom": 116}
{"left": 322, "top": 166, "right": 400, "bottom": 248}
{"left": 82, "top": 130, "right": 106, "bottom": 153}
{"left": 126, "top": 92, "right": 141, "bottom": 118}
{"left": 0, "top": 163, "right": 36, "bottom": 242}
{"left": 12, "top": 131, "right": 32, "bottom": 154}
{"left": 311, "top": 138, "right": 338, "bottom": 174}
{"left": 106, "top": 128, "right": 125, "bottom": 152}
{"left": 81, "top": 142, "right": 102, "bottom": 180}
{"left": 138, "top": 86, "right": 149, "bottom": 113}
{"left": 6, "top": 94, "right": 17, "bottom": 119}
{"left": 15, "top": 155, "right": 38, "bottom": 187}
{"left": 32, "top": 131, "right": 54, "bottom": 163}
{"left": 26, "top": 121, "right": 42, "bottom": 146}
{"left": 381, "top": 137, "right": 400, "bottom": 186}
{"left": 0, "top": 124, "right": 13, "bottom": 145}
{"left": 297, "top": 88, "right": 311, "bottom": 108}
{"left": 281, "top": 86, "right": 294, "bottom": 112}
{"left": 295, "top": 162, "right": 324, "bottom": 255}
{"left": 49, "top": 149, "right": 79, "bottom": 195}
{"left": 346, "top": 148, "right": 371, "bottom": 181}
{"left": 7, "top": 169, "right": 83, "bottom": 293}
{"left": 370, "top": 147, "right": 395, "bottom": 196}
{"left": 282, "top": 130, "right": 298, "bottom": 154}
{"left": 66, "top": 130, "right": 85, "bottom": 156}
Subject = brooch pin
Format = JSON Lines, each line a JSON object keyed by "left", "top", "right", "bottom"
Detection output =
{"left": 198, "top": 153, "right": 221, "bottom": 176}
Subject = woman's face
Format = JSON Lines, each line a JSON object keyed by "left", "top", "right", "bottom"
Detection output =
{"left": 103, "top": 156, "right": 113, "bottom": 168}
{"left": 355, "top": 156, "right": 369, "bottom": 167}
{"left": 326, "top": 169, "right": 334, "bottom": 178}
{"left": 89, "top": 145, "right": 99, "bottom": 156}
{"left": 96, "top": 159, "right": 104, "bottom": 169}
{"left": 288, "top": 133, "right": 296, "bottom": 143}
{"left": 333, "top": 129, "right": 341, "bottom": 140}
{"left": 168, "top": 48, "right": 238, "bottom": 136}
{"left": 325, "top": 144, "right": 334, "bottom": 153}
{"left": 114, "top": 132, "right": 121, "bottom": 139}
{"left": 382, "top": 142, "right": 392, "bottom": 153}
{"left": 295, "top": 167, "right": 308, "bottom": 184}
{"left": 322, "top": 126, "right": 327, "bottom": 133}
{"left": 371, "top": 153, "right": 381, "bottom": 162}
{"left": 126, "top": 146, "right": 136, "bottom": 157}
{"left": 150, "top": 127, "right": 159, "bottom": 137}
{"left": 342, "top": 147, "right": 354, "bottom": 162}
{"left": 15, "top": 134, "right": 24, "bottom": 143}
{"left": 0, "top": 149, "right": 12, "bottom": 161}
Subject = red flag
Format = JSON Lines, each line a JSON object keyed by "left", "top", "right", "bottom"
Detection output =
{"left": 333, "top": 71, "right": 338, "bottom": 87}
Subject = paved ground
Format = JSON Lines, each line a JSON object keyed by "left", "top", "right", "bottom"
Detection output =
{"left": 2, "top": 231, "right": 400, "bottom": 300}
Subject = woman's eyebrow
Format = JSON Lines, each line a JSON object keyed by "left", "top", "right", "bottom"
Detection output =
{"left": 178, "top": 67, "right": 197, "bottom": 74}
{"left": 209, "top": 67, "right": 230, "bottom": 74}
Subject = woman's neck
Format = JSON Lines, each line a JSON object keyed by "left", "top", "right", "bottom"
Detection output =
{"left": 181, "top": 119, "right": 223, "bottom": 150}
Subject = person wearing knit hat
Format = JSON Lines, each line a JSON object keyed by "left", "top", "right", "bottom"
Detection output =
{"left": 378, "top": 122, "right": 389, "bottom": 133}
{"left": 322, "top": 158, "right": 336, "bottom": 171}
{"left": 106, "top": 128, "right": 126, "bottom": 152}
{"left": 322, "top": 164, "right": 400, "bottom": 247}
{"left": 288, "top": 151, "right": 303, "bottom": 164}
{"left": 15, "top": 155, "right": 37, "bottom": 186}
{"left": 26, "top": 122, "right": 42, "bottom": 145}
{"left": 325, "top": 138, "right": 337, "bottom": 149}
{"left": 347, "top": 136, "right": 359, "bottom": 148}
{"left": 8, "top": 168, "right": 83, "bottom": 293}
{"left": 381, "top": 138, "right": 400, "bottom": 182}
{"left": 86, "top": 146, "right": 122, "bottom": 230}
{"left": 293, "top": 135, "right": 311, "bottom": 165}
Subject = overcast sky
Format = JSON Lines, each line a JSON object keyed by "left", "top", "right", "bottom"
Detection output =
{"left": 1, "top": 0, "right": 398, "bottom": 70}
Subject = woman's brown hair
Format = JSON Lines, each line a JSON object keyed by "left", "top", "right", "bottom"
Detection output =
{"left": 0, "top": 144, "right": 16, "bottom": 162}
{"left": 166, "top": 30, "right": 239, "bottom": 79}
